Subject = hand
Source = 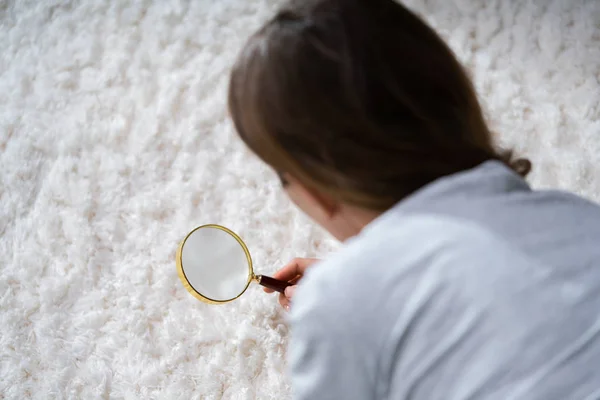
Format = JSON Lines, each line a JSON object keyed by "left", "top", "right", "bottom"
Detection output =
{"left": 265, "top": 258, "right": 320, "bottom": 311}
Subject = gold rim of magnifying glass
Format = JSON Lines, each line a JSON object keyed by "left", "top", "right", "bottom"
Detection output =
{"left": 176, "top": 224, "right": 258, "bottom": 305}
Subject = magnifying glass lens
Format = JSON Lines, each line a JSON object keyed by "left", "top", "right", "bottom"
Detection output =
{"left": 180, "top": 226, "right": 250, "bottom": 302}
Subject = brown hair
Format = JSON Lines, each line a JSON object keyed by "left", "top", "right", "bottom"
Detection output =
{"left": 228, "top": 0, "right": 530, "bottom": 211}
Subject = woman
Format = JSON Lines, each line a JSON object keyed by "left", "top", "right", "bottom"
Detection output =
{"left": 228, "top": 0, "right": 600, "bottom": 398}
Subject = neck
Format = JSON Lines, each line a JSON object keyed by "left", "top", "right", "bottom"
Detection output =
{"left": 337, "top": 204, "right": 383, "bottom": 241}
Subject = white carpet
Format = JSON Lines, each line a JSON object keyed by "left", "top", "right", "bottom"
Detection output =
{"left": 1, "top": 0, "right": 599, "bottom": 398}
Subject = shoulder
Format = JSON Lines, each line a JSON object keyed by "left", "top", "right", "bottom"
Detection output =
{"left": 288, "top": 215, "right": 528, "bottom": 392}
{"left": 290, "top": 214, "right": 519, "bottom": 333}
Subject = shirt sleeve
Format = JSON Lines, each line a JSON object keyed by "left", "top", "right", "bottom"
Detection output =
{"left": 288, "top": 270, "right": 380, "bottom": 400}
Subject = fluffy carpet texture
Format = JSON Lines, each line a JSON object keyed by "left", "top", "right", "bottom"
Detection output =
{"left": 1, "top": 0, "right": 599, "bottom": 398}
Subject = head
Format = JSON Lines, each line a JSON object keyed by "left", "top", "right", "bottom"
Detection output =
{"left": 228, "top": 0, "right": 530, "bottom": 241}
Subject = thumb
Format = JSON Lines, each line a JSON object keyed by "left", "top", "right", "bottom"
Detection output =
{"left": 284, "top": 285, "right": 296, "bottom": 299}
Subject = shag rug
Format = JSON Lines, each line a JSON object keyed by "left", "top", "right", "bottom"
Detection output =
{"left": 1, "top": 0, "right": 599, "bottom": 398}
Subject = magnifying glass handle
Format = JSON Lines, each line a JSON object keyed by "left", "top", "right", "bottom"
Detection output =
{"left": 256, "top": 275, "right": 293, "bottom": 294}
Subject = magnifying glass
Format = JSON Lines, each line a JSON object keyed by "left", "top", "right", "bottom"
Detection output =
{"left": 176, "top": 224, "right": 293, "bottom": 304}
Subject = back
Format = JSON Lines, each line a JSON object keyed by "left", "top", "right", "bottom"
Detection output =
{"left": 289, "top": 161, "right": 600, "bottom": 400}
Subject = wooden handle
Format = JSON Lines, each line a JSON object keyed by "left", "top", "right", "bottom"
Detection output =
{"left": 257, "top": 275, "right": 293, "bottom": 294}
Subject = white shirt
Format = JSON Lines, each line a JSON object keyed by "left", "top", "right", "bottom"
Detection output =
{"left": 289, "top": 161, "right": 600, "bottom": 400}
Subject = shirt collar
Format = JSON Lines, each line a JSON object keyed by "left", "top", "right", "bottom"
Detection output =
{"left": 362, "top": 160, "right": 530, "bottom": 235}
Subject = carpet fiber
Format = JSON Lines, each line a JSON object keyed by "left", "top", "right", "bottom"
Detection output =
{"left": 1, "top": 0, "right": 599, "bottom": 399}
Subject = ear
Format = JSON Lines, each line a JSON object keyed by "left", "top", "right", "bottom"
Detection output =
{"left": 286, "top": 174, "right": 339, "bottom": 219}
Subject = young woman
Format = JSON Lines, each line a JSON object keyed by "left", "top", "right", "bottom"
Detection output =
{"left": 228, "top": 0, "right": 600, "bottom": 398}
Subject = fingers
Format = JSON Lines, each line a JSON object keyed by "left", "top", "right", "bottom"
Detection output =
{"left": 285, "top": 285, "right": 296, "bottom": 298}
{"left": 264, "top": 258, "right": 318, "bottom": 293}
{"left": 278, "top": 285, "right": 297, "bottom": 311}
{"left": 278, "top": 293, "right": 290, "bottom": 310}
{"left": 273, "top": 258, "right": 319, "bottom": 281}
{"left": 264, "top": 258, "right": 320, "bottom": 299}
